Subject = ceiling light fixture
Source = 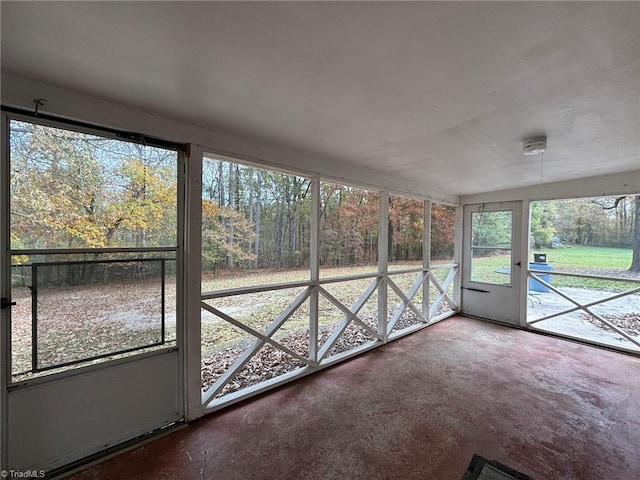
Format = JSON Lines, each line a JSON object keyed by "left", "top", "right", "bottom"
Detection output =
{"left": 523, "top": 136, "right": 547, "bottom": 156}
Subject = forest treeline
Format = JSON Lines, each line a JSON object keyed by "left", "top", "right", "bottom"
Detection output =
{"left": 10, "top": 120, "right": 639, "bottom": 273}
{"left": 531, "top": 197, "right": 639, "bottom": 250}
{"left": 473, "top": 198, "right": 639, "bottom": 251}
{"left": 532, "top": 196, "right": 640, "bottom": 271}
{"left": 471, "top": 196, "right": 640, "bottom": 271}
{"left": 9, "top": 121, "right": 455, "bottom": 274}
{"left": 201, "top": 158, "right": 456, "bottom": 271}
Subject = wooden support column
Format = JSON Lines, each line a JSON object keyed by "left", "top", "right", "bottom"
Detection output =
{"left": 519, "top": 199, "right": 531, "bottom": 327}
{"left": 453, "top": 205, "right": 463, "bottom": 311}
{"left": 309, "top": 177, "right": 320, "bottom": 365}
{"left": 378, "top": 191, "right": 389, "bottom": 341}
{"left": 423, "top": 200, "right": 431, "bottom": 318}
{"left": 0, "top": 112, "right": 10, "bottom": 467}
{"left": 185, "top": 144, "right": 203, "bottom": 421}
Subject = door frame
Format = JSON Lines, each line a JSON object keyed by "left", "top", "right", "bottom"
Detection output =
{"left": 461, "top": 201, "right": 523, "bottom": 325}
{"left": 0, "top": 109, "right": 187, "bottom": 471}
{"left": 1, "top": 107, "right": 10, "bottom": 469}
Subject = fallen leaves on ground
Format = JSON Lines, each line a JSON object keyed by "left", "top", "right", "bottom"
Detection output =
{"left": 201, "top": 306, "right": 453, "bottom": 396}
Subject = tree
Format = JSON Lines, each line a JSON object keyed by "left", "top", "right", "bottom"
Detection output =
{"left": 319, "top": 184, "right": 379, "bottom": 267}
{"left": 582, "top": 195, "right": 639, "bottom": 271}
{"left": 10, "top": 120, "right": 178, "bottom": 251}
{"left": 530, "top": 202, "right": 556, "bottom": 249}
{"left": 431, "top": 204, "right": 455, "bottom": 260}
{"left": 107, "top": 158, "right": 176, "bottom": 247}
{"left": 251, "top": 169, "right": 262, "bottom": 268}
{"left": 201, "top": 200, "right": 255, "bottom": 270}
{"left": 389, "top": 196, "right": 423, "bottom": 262}
{"left": 10, "top": 122, "right": 105, "bottom": 248}
{"left": 471, "top": 210, "right": 511, "bottom": 249}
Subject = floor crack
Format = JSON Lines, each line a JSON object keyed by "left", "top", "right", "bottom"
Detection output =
{"left": 201, "top": 433, "right": 208, "bottom": 480}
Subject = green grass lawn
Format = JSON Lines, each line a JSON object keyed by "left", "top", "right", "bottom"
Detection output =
{"left": 540, "top": 246, "right": 632, "bottom": 270}
{"left": 472, "top": 246, "right": 637, "bottom": 290}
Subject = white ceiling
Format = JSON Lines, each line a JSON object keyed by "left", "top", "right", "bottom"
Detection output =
{"left": 1, "top": 1, "right": 639, "bottom": 196}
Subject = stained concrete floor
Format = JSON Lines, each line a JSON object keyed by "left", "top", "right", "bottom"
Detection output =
{"left": 67, "top": 316, "right": 640, "bottom": 480}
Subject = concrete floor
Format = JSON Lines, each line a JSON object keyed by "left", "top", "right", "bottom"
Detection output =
{"left": 67, "top": 316, "right": 640, "bottom": 480}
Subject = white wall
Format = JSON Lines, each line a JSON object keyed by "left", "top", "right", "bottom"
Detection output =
{"left": 1, "top": 73, "right": 458, "bottom": 205}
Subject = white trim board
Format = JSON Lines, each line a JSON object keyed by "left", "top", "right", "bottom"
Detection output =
{"left": 460, "top": 170, "right": 640, "bottom": 204}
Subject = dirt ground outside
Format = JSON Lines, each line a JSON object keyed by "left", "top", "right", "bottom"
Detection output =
{"left": 10, "top": 278, "right": 177, "bottom": 380}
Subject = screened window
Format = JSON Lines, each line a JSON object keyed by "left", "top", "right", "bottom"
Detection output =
{"left": 388, "top": 195, "right": 424, "bottom": 271}
{"left": 319, "top": 182, "right": 379, "bottom": 277}
{"left": 201, "top": 156, "right": 311, "bottom": 288}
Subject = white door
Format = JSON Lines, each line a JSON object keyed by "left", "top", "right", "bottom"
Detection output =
{"left": 1, "top": 112, "right": 184, "bottom": 472}
{"left": 461, "top": 202, "right": 522, "bottom": 325}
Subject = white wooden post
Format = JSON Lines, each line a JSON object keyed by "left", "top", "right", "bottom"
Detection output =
{"left": 185, "top": 144, "right": 203, "bottom": 421}
{"left": 309, "top": 177, "right": 320, "bottom": 365}
{"left": 378, "top": 191, "right": 389, "bottom": 341}
{"left": 453, "top": 205, "right": 463, "bottom": 311}
{"left": 520, "top": 199, "right": 531, "bottom": 327}
{"left": 423, "top": 200, "right": 431, "bottom": 318}
{"left": 0, "top": 112, "right": 10, "bottom": 467}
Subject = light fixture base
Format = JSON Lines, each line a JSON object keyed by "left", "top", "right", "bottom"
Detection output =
{"left": 523, "top": 136, "right": 547, "bottom": 156}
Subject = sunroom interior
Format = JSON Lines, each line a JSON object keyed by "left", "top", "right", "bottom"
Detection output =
{"left": 1, "top": 2, "right": 639, "bottom": 479}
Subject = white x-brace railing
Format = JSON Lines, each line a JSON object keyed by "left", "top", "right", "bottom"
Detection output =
{"left": 527, "top": 269, "right": 640, "bottom": 349}
{"left": 201, "top": 264, "right": 459, "bottom": 410}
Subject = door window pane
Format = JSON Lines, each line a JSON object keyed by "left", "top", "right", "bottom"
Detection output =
{"left": 470, "top": 210, "right": 512, "bottom": 284}
{"left": 8, "top": 119, "right": 178, "bottom": 381}
{"left": 10, "top": 120, "right": 177, "bottom": 249}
